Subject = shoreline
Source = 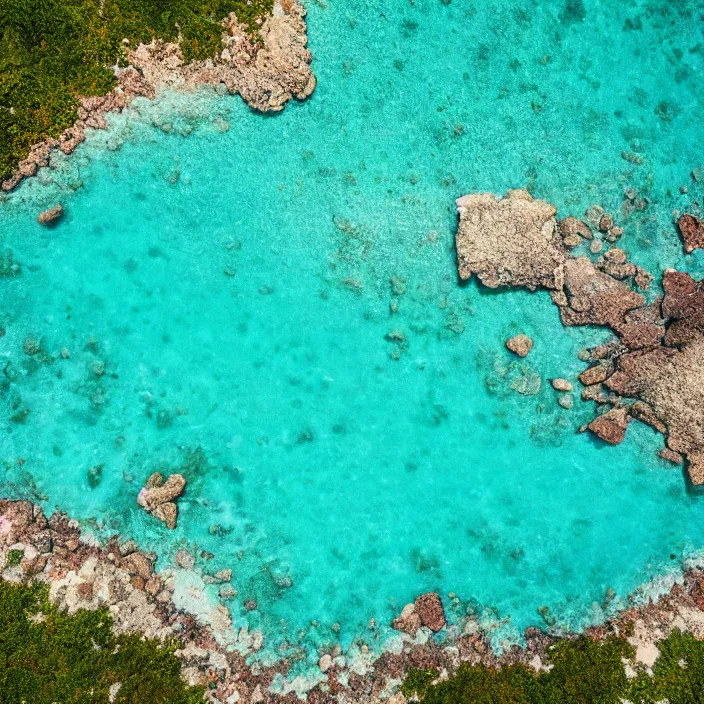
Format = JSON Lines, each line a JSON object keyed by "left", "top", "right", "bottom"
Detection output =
{"left": 1, "top": 0, "right": 315, "bottom": 195}
{"left": 4, "top": 493, "right": 704, "bottom": 703}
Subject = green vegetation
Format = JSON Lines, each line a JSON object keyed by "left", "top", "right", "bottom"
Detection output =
{"left": 5, "top": 549, "right": 24, "bottom": 567}
{"left": 0, "top": 579, "right": 204, "bottom": 703}
{"left": 406, "top": 631, "right": 704, "bottom": 704}
{"left": 0, "top": 0, "right": 273, "bottom": 180}
{"left": 402, "top": 667, "right": 440, "bottom": 699}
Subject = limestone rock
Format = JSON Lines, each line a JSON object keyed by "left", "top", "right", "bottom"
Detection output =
{"left": 551, "top": 378, "right": 573, "bottom": 392}
{"left": 588, "top": 407, "right": 631, "bottom": 445}
{"left": 555, "top": 257, "right": 645, "bottom": 329}
{"left": 152, "top": 502, "right": 178, "bottom": 530}
{"left": 137, "top": 473, "right": 186, "bottom": 511}
{"left": 579, "top": 363, "right": 610, "bottom": 386}
{"left": 122, "top": 551, "right": 154, "bottom": 580}
{"left": 137, "top": 472, "right": 185, "bottom": 529}
{"left": 455, "top": 190, "right": 565, "bottom": 290}
{"left": 505, "top": 334, "right": 534, "bottom": 358}
{"left": 558, "top": 216, "right": 592, "bottom": 241}
{"left": 37, "top": 205, "right": 63, "bottom": 225}
{"left": 678, "top": 214, "right": 704, "bottom": 253}
{"left": 414, "top": 592, "right": 446, "bottom": 632}
{"left": 391, "top": 603, "right": 422, "bottom": 636}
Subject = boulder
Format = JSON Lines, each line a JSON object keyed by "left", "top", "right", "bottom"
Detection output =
{"left": 677, "top": 214, "right": 704, "bottom": 253}
{"left": 579, "top": 363, "right": 610, "bottom": 386}
{"left": 137, "top": 472, "right": 185, "bottom": 529}
{"left": 455, "top": 190, "right": 565, "bottom": 290}
{"left": 551, "top": 378, "right": 573, "bottom": 392}
{"left": 37, "top": 205, "right": 63, "bottom": 225}
{"left": 415, "top": 592, "right": 446, "bottom": 632}
{"left": 588, "top": 407, "right": 631, "bottom": 445}
{"left": 505, "top": 334, "right": 534, "bottom": 358}
{"left": 391, "top": 603, "right": 422, "bottom": 636}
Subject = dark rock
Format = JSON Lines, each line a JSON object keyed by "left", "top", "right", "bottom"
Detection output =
{"left": 415, "top": 592, "right": 446, "bottom": 632}
{"left": 677, "top": 214, "right": 704, "bottom": 253}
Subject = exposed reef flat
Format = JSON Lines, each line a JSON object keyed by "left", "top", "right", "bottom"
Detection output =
{"left": 5, "top": 498, "right": 704, "bottom": 703}
{"left": 456, "top": 190, "right": 704, "bottom": 484}
{"left": 1, "top": 0, "right": 315, "bottom": 193}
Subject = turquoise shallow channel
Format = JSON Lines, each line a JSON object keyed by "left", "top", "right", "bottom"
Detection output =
{"left": 2, "top": 0, "right": 704, "bottom": 662}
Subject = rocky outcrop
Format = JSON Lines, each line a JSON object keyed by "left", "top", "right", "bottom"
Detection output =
{"left": 677, "top": 214, "right": 704, "bottom": 253}
{"left": 552, "top": 257, "right": 645, "bottom": 329}
{"left": 456, "top": 190, "right": 704, "bottom": 484}
{"left": 392, "top": 592, "right": 446, "bottom": 635}
{"left": 505, "top": 334, "right": 534, "bottom": 358}
{"left": 455, "top": 190, "right": 565, "bottom": 290}
{"left": 587, "top": 407, "right": 631, "bottom": 445}
{"left": 2, "top": 0, "right": 315, "bottom": 192}
{"left": 137, "top": 472, "right": 186, "bottom": 529}
{"left": 415, "top": 592, "right": 446, "bottom": 632}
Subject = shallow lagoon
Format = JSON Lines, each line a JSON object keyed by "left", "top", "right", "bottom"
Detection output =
{"left": 2, "top": 0, "right": 704, "bottom": 657}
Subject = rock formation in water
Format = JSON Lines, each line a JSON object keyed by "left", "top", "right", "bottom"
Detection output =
{"left": 455, "top": 190, "right": 564, "bottom": 290}
{"left": 37, "top": 205, "right": 64, "bottom": 225}
{"left": 505, "top": 334, "right": 534, "bottom": 357}
{"left": 137, "top": 472, "right": 186, "bottom": 529}
{"left": 455, "top": 190, "right": 704, "bottom": 484}
{"left": 2, "top": 0, "right": 315, "bottom": 192}
{"left": 678, "top": 214, "right": 704, "bottom": 253}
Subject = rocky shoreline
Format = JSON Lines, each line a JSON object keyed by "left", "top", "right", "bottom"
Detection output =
{"left": 456, "top": 189, "right": 704, "bottom": 485}
{"left": 4, "top": 496, "right": 704, "bottom": 704}
{"left": 1, "top": 0, "right": 315, "bottom": 194}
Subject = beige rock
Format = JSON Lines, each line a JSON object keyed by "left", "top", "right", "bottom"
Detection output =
{"left": 455, "top": 190, "right": 564, "bottom": 290}
{"left": 551, "top": 378, "right": 573, "bottom": 392}
{"left": 37, "top": 205, "right": 63, "bottom": 225}
{"left": 588, "top": 407, "right": 631, "bottom": 445}
{"left": 391, "top": 603, "right": 422, "bottom": 636}
{"left": 579, "top": 363, "right": 610, "bottom": 386}
{"left": 152, "top": 502, "right": 178, "bottom": 530}
{"left": 505, "top": 333, "right": 534, "bottom": 357}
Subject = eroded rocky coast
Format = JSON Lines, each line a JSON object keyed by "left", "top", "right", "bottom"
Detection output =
{"left": 456, "top": 189, "right": 704, "bottom": 484}
{"left": 1, "top": 0, "right": 315, "bottom": 193}
{"left": 5, "top": 494, "right": 704, "bottom": 704}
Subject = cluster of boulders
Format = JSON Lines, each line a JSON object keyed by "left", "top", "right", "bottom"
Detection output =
{"left": 455, "top": 189, "right": 704, "bottom": 483}
{"left": 391, "top": 592, "right": 446, "bottom": 636}
{"left": 2, "top": 0, "right": 315, "bottom": 193}
{"left": 137, "top": 472, "right": 186, "bottom": 529}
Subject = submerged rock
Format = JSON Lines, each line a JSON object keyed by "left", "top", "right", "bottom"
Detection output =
{"left": 37, "top": 205, "right": 63, "bottom": 225}
{"left": 505, "top": 334, "right": 534, "bottom": 358}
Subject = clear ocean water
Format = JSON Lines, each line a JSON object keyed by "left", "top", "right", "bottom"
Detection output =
{"left": 2, "top": 0, "right": 704, "bottom": 660}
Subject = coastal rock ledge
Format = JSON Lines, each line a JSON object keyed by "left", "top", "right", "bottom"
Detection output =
{"left": 456, "top": 190, "right": 704, "bottom": 484}
{"left": 2, "top": 0, "right": 315, "bottom": 193}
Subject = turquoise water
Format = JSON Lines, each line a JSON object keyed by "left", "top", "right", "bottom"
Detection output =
{"left": 2, "top": 0, "right": 704, "bottom": 658}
